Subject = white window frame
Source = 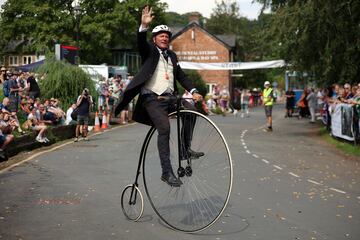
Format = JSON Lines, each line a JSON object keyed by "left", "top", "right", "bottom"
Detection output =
{"left": 9, "top": 56, "right": 19, "bottom": 66}
{"left": 23, "top": 55, "right": 32, "bottom": 65}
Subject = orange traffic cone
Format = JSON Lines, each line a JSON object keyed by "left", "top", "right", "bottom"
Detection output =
{"left": 101, "top": 111, "right": 108, "bottom": 129}
{"left": 94, "top": 112, "right": 101, "bottom": 132}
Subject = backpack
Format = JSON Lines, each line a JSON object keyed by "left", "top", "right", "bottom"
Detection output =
{"left": 3, "top": 80, "right": 9, "bottom": 97}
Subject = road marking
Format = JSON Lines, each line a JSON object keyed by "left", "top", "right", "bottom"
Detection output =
{"left": 329, "top": 188, "right": 346, "bottom": 194}
{"left": 307, "top": 179, "right": 322, "bottom": 185}
{"left": 289, "top": 172, "right": 300, "bottom": 178}
{"left": 357, "top": 196, "right": 360, "bottom": 200}
{"left": 273, "top": 165, "right": 283, "bottom": 170}
{"left": 240, "top": 127, "right": 353, "bottom": 200}
{"left": 262, "top": 159, "right": 269, "bottom": 164}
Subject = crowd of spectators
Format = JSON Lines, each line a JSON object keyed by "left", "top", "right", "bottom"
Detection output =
{"left": 0, "top": 67, "right": 69, "bottom": 160}
{"left": 96, "top": 74, "right": 134, "bottom": 124}
{"left": 205, "top": 84, "right": 263, "bottom": 116}
{"left": 0, "top": 66, "right": 137, "bottom": 161}
{"left": 285, "top": 82, "right": 360, "bottom": 131}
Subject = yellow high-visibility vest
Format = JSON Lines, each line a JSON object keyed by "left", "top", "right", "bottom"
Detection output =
{"left": 263, "top": 88, "right": 274, "bottom": 106}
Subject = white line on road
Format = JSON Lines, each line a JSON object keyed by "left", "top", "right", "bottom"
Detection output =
{"left": 246, "top": 150, "right": 251, "bottom": 154}
{"left": 252, "top": 154, "right": 259, "bottom": 158}
{"left": 289, "top": 172, "right": 300, "bottom": 178}
{"left": 273, "top": 165, "right": 283, "bottom": 170}
{"left": 262, "top": 159, "right": 269, "bottom": 164}
{"left": 329, "top": 188, "right": 347, "bottom": 194}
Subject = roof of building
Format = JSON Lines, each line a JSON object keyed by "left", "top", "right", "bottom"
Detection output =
{"left": 170, "top": 22, "right": 236, "bottom": 50}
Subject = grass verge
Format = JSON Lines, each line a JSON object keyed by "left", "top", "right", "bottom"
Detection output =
{"left": 319, "top": 127, "right": 360, "bottom": 157}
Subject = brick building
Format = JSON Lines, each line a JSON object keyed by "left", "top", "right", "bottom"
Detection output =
{"left": 170, "top": 15, "right": 236, "bottom": 95}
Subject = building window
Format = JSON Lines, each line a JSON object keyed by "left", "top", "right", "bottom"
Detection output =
{"left": 207, "top": 83, "right": 216, "bottom": 95}
{"left": 23, "top": 56, "right": 32, "bottom": 65}
{"left": 9, "top": 56, "right": 19, "bottom": 66}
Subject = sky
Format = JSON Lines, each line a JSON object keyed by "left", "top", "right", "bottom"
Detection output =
{"left": 160, "top": 0, "right": 264, "bottom": 20}
{"left": 0, "top": 0, "right": 263, "bottom": 19}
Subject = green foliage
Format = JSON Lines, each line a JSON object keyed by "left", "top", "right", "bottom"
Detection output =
{"left": 255, "top": 0, "right": 360, "bottom": 85}
{"left": 0, "top": 0, "right": 168, "bottom": 64}
{"left": 183, "top": 70, "right": 207, "bottom": 96}
{"left": 36, "top": 57, "right": 96, "bottom": 109}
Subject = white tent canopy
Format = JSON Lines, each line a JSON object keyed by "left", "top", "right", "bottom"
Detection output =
{"left": 179, "top": 60, "right": 286, "bottom": 70}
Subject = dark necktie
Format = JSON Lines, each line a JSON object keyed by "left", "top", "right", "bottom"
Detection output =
{"left": 162, "top": 51, "right": 168, "bottom": 62}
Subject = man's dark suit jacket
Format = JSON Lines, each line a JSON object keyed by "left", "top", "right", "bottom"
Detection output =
{"left": 114, "top": 30, "right": 195, "bottom": 126}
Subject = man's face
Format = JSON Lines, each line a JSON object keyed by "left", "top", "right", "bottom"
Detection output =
{"left": 153, "top": 32, "right": 170, "bottom": 50}
{"left": 265, "top": 84, "right": 270, "bottom": 89}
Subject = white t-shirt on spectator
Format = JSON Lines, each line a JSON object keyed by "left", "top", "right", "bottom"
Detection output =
{"left": 317, "top": 90, "right": 324, "bottom": 105}
{"left": 65, "top": 107, "right": 74, "bottom": 125}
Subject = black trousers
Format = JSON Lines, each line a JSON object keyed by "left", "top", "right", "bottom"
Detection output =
{"left": 143, "top": 94, "right": 196, "bottom": 174}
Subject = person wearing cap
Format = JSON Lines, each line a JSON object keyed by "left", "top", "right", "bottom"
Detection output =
{"left": 114, "top": 6, "right": 203, "bottom": 187}
{"left": 262, "top": 81, "right": 274, "bottom": 131}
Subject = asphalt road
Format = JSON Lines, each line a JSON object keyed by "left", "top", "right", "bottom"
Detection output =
{"left": 0, "top": 104, "right": 359, "bottom": 240}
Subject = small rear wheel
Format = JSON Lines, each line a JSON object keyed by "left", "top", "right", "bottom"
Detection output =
{"left": 121, "top": 184, "right": 144, "bottom": 221}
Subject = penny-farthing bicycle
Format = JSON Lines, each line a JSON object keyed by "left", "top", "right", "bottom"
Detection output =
{"left": 121, "top": 96, "right": 233, "bottom": 233}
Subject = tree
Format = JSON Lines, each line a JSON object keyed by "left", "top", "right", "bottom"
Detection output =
{"left": 255, "top": 0, "right": 360, "bottom": 85}
{"left": 0, "top": 0, "right": 168, "bottom": 64}
{"left": 36, "top": 56, "right": 96, "bottom": 109}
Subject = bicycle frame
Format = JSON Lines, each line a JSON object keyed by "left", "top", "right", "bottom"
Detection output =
{"left": 128, "top": 96, "right": 188, "bottom": 200}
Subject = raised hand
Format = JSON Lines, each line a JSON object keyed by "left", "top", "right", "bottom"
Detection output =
{"left": 141, "top": 5, "right": 154, "bottom": 28}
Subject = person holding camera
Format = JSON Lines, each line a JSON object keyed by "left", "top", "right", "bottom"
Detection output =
{"left": 74, "top": 88, "right": 93, "bottom": 142}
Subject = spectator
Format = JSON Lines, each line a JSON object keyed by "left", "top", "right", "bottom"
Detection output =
{"left": 65, "top": 103, "right": 77, "bottom": 125}
{"left": 97, "top": 77, "right": 109, "bottom": 113}
{"left": 0, "top": 97, "right": 11, "bottom": 113}
{"left": 0, "top": 66, "right": 6, "bottom": 84}
{"left": 2, "top": 75, "right": 10, "bottom": 97}
{"left": 306, "top": 88, "right": 317, "bottom": 123}
{"left": 74, "top": 88, "right": 93, "bottom": 142}
{"left": 219, "top": 86, "right": 230, "bottom": 114}
{"left": 241, "top": 89, "right": 251, "bottom": 118}
{"left": 26, "top": 73, "right": 41, "bottom": 99}
{"left": 106, "top": 87, "right": 115, "bottom": 122}
{"left": 232, "top": 88, "right": 241, "bottom": 117}
{"left": 316, "top": 88, "right": 325, "bottom": 117}
{"left": 0, "top": 112, "right": 14, "bottom": 160}
{"left": 27, "top": 106, "right": 49, "bottom": 143}
{"left": 8, "top": 74, "right": 20, "bottom": 114}
{"left": 285, "top": 87, "right": 296, "bottom": 118}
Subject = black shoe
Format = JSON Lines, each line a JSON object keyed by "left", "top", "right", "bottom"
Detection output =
{"left": 180, "top": 149, "right": 205, "bottom": 160}
{"left": 161, "top": 171, "right": 183, "bottom": 187}
{"left": 265, "top": 126, "right": 273, "bottom": 132}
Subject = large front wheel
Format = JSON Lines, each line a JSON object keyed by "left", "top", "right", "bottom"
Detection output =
{"left": 143, "top": 110, "right": 233, "bottom": 232}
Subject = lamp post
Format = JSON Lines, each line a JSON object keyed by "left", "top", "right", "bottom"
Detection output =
{"left": 72, "top": 0, "right": 82, "bottom": 64}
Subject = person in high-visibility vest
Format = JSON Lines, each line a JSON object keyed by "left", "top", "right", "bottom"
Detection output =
{"left": 262, "top": 81, "right": 274, "bottom": 131}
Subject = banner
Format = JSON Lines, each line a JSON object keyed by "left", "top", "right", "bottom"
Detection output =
{"left": 331, "top": 104, "right": 355, "bottom": 141}
{"left": 179, "top": 60, "right": 286, "bottom": 70}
